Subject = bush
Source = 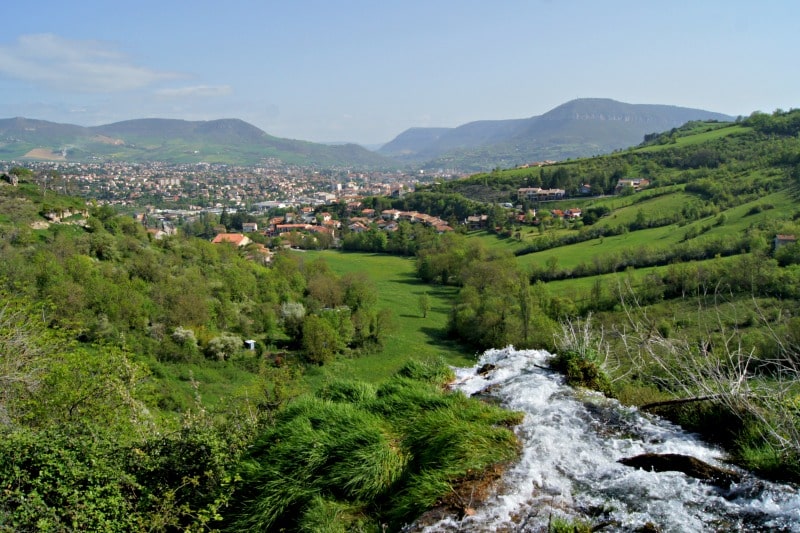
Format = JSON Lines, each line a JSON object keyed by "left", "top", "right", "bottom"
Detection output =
{"left": 0, "top": 428, "right": 139, "bottom": 531}
{"left": 549, "top": 349, "right": 613, "bottom": 396}
{"left": 205, "top": 333, "right": 242, "bottom": 361}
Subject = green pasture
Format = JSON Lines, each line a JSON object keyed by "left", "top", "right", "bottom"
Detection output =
{"left": 702, "top": 190, "right": 796, "bottom": 233}
{"left": 299, "top": 250, "right": 475, "bottom": 384}
{"left": 514, "top": 224, "right": 680, "bottom": 271}
{"left": 636, "top": 123, "right": 746, "bottom": 152}
{"left": 593, "top": 191, "right": 695, "bottom": 229}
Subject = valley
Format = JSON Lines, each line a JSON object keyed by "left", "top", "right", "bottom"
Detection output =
{"left": 1, "top": 108, "right": 799, "bottom": 531}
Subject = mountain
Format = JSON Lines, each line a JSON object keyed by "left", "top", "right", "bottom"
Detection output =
{"left": 0, "top": 99, "right": 736, "bottom": 171}
{"left": 378, "top": 98, "right": 735, "bottom": 171}
{"left": 0, "top": 117, "right": 396, "bottom": 169}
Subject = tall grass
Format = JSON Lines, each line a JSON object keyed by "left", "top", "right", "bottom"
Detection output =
{"left": 229, "top": 359, "right": 522, "bottom": 531}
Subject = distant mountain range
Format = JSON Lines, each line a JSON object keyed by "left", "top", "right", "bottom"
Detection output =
{"left": 0, "top": 117, "right": 393, "bottom": 168}
{"left": 378, "top": 98, "right": 735, "bottom": 171}
{"left": 0, "top": 99, "right": 735, "bottom": 171}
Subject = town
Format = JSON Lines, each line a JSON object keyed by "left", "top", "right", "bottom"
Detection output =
{"left": 1, "top": 158, "right": 647, "bottom": 253}
{"left": 0, "top": 159, "right": 454, "bottom": 210}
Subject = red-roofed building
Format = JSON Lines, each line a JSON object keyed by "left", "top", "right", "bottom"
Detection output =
{"left": 212, "top": 233, "right": 251, "bottom": 247}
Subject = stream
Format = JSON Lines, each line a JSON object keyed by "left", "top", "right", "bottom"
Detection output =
{"left": 409, "top": 347, "right": 800, "bottom": 532}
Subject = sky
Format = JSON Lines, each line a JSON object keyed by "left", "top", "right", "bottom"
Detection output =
{"left": 0, "top": 0, "right": 797, "bottom": 146}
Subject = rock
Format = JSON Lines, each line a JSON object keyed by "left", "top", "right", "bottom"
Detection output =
{"left": 477, "top": 363, "right": 496, "bottom": 376}
{"left": 618, "top": 453, "right": 741, "bottom": 488}
{"left": 470, "top": 384, "right": 503, "bottom": 405}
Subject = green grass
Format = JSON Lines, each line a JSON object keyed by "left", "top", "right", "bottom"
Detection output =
{"left": 298, "top": 250, "right": 475, "bottom": 384}
{"left": 231, "top": 359, "right": 522, "bottom": 530}
{"left": 591, "top": 191, "right": 693, "bottom": 228}
{"left": 636, "top": 123, "right": 747, "bottom": 152}
{"left": 514, "top": 223, "right": 680, "bottom": 271}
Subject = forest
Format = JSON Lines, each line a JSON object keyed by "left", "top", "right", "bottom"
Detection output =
{"left": 1, "top": 108, "right": 799, "bottom": 531}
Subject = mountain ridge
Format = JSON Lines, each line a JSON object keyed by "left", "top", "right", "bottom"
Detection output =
{"left": 0, "top": 98, "right": 735, "bottom": 170}
{"left": 0, "top": 116, "right": 395, "bottom": 169}
{"left": 379, "top": 98, "right": 735, "bottom": 171}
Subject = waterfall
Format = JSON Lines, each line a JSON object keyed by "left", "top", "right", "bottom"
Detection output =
{"left": 408, "top": 347, "right": 800, "bottom": 532}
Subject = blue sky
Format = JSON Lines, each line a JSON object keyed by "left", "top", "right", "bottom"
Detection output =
{"left": 0, "top": 0, "right": 797, "bottom": 145}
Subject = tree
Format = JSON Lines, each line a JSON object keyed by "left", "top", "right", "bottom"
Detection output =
{"left": 205, "top": 333, "right": 242, "bottom": 361}
{"left": 219, "top": 208, "right": 231, "bottom": 231}
{"left": 306, "top": 273, "right": 344, "bottom": 311}
{"left": 342, "top": 272, "right": 377, "bottom": 312}
{"left": 302, "top": 315, "right": 338, "bottom": 365}
{"left": 280, "top": 301, "right": 306, "bottom": 344}
{"left": 0, "top": 298, "right": 50, "bottom": 425}
{"left": 418, "top": 292, "right": 431, "bottom": 318}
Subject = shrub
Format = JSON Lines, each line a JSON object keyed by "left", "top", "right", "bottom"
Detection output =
{"left": 549, "top": 349, "right": 613, "bottom": 396}
{"left": 205, "top": 333, "right": 242, "bottom": 361}
{"left": 0, "top": 428, "right": 138, "bottom": 531}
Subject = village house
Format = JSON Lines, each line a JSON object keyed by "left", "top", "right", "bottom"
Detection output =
{"left": 466, "top": 215, "right": 489, "bottom": 230}
{"left": 348, "top": 221, "right": 369, "bottom": 233}
{"left": 433, "top": 223, "right": 454, "bottom": 233}
{"left": 615, "top": 178, "right": 650, "bottom": 193}
{"left": 211, "top": 233, "right": 251, "bottom": 247}
{"left": 242, "top": 222, "right": 258, "bottom": 233}
{"left": 774, "top": 234, "right": 797, "bottom": 250}
{"left": 280, "top": 223, "right": 332, "bottom": 234}
{"left": 146, "top": 228, "right": 167, "bottom": 240}
{"left": 517, "top": 187, "right": 566, "bottom": 202}
{"left": 322, "top": 219, "right": 341, "bottom": 231}
{"left": 381, "top": 209, "right": 401, "bottom": 220}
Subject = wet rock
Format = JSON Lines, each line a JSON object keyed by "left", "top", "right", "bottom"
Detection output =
{"left": 618, "top": 453, "right": 741, "bottom": 488}
{"left": 477, "top": 363, "right": 496, "bottom": 376}
{"left": 470, "top": 384, "right": 503, "bottom": 405}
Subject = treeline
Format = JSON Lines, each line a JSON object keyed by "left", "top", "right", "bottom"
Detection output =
{"left": 411, "top": 227, "right": 800, "bottom": 353}
{"left": 341, "top": 219, "right": 438, "bottom": 255}
{"left": 414, "top": 233, "right": 559, "bottom": 351}
{"left": 514, "top": 201, "right": 729, "bottom": 258}
{"left": 528, "top": 233, "right": 752, "bottom": 282}
{"left": 744, "top": 108, "right": 800, "bottom": 137}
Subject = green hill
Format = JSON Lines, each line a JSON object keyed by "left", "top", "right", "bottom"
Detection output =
{"left": 379, "top": 98, "right": 734, "bottom": 171}
{"left": 0, "top": 116, "right": 398, "bottom": 168}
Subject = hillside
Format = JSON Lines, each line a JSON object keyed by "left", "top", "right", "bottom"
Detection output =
{"left": 0, "top": 116, "right": 397, "bottom": 169}
{"left": 379, "top": 98, "right": 734, "bottom": 171}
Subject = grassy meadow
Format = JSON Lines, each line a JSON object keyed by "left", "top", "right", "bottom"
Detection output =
{"left": 298, "top": 250, "right": 476, "bottom": 385}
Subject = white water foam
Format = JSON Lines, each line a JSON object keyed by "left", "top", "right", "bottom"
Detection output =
{"left": 411, "top": 347, "right": 800, "bottom": 532}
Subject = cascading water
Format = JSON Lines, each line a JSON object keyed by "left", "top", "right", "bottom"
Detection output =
{"left": 409, "top": 347, "right": 800, "bottom": 532}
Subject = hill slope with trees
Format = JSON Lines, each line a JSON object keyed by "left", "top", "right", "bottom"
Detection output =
{"left": 379, "top": 98, "right": 734, "bottom": 171}
{"left": 0, "top": 116, "right": 396, "bottom": 168}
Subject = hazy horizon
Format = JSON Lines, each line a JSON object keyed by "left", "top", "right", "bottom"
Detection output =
{"left": 1, "top": 1, "right": 797, "bottom": 145}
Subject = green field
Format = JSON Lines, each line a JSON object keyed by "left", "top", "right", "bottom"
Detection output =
{"left": 636, "top": 123, "right": 746, "bottom": 152}
{"left": 298, "top": 250, "right": 475, "bottom": 384}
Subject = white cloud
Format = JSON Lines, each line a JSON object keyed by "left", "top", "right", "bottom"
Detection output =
{"left": 155, "top": 85, "right": 233, "bottom": 98}
{"left": 0, "top": 33, "right": 179, "bottom": 92}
